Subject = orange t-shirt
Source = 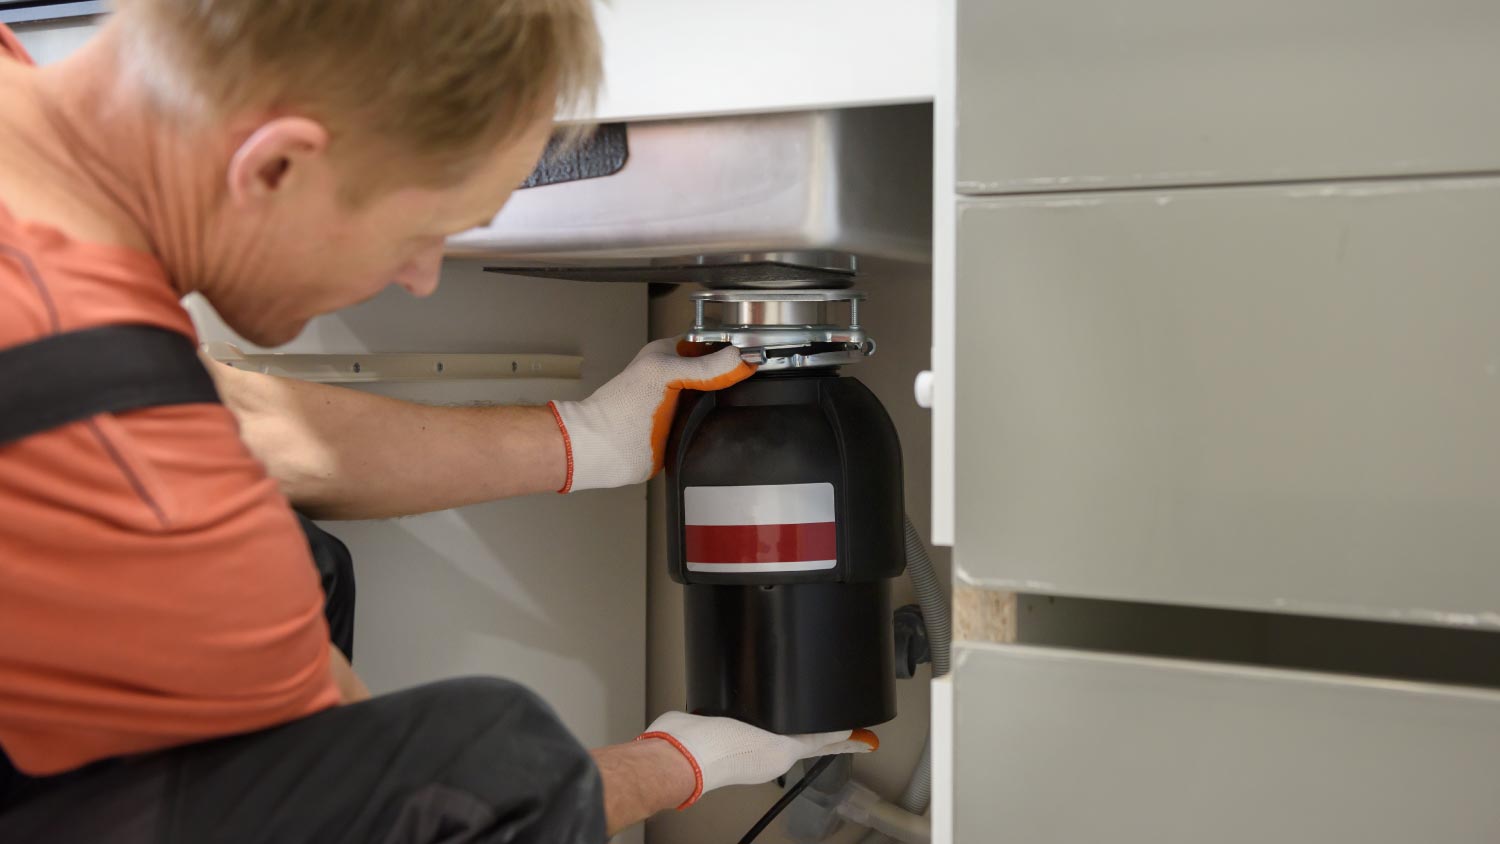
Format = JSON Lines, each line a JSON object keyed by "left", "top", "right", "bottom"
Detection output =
{"left": 0, "top": 25, "right": 339, "bottom": 776}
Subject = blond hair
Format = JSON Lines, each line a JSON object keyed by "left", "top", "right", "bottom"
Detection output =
{"left": 116, "top": 0, "right": 601, "bottom": 185}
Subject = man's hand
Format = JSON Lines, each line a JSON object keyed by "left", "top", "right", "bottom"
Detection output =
{"left": 548, "top": 338, "right": 753, "bottom": 493}
{"left": 588, "top": 713, "right": 877, "bottom": 836}
{"left": 638, "top": 711, "right": 879, "bottom": 809}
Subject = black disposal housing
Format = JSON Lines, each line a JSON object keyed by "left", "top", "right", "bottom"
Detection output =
{"left": 665, "top": 368, "right": 905, "bottom": 734}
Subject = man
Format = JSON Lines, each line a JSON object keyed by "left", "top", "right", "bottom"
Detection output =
{"left": 0, "top": 2, "right": 874, "bottom": 841}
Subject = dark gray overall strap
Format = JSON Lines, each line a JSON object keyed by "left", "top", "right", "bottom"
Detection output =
{"left": 0, "top": 324, "right": 220, "bottom": 447}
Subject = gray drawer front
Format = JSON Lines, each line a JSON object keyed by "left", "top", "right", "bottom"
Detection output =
{"left": 955, "top": 177, "right": 1500, "bottom": 627}
{"left": 957, "top": 0, "right": 1500, "bottom": 193}
{"left": 954, "top": 645, "right": 1500, "bottom": 843}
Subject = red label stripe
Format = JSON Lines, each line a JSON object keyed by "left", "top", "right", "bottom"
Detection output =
{"left": 685, "top": 522, "right": 837, "bottom": 565}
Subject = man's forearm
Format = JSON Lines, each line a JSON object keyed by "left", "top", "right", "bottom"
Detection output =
{"left": 590, "top": 738, "right": 696, "bottom": 836}
{"left": 209, "top": 363, "right": 567, "bottom": 519}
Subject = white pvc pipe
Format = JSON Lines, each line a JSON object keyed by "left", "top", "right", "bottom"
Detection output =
{"left": 835, "top": 780, "right": 932, "bottom": 844}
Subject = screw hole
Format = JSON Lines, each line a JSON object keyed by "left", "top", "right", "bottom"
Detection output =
{"left": 435, "top": 361, "right": 445, "bottom": 373}
{"left": 352, "top": 361, "right": 361, "bottom": 374}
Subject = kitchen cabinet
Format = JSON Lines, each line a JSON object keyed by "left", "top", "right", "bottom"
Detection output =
{"left": 956, "top": 0, "right": 1500, "bottom": 193}
{"left": 952, "top": 645, "right": 1500, "bottom": 844}
{"left": 12, "top": 1, "right": 938, "bottom": 120}
{"left": 933, "top": 0, "right": 1500, "bottom": 840}
{"left": 187, "top": 257, "right": 947, "bottom": 844}
{"left": 589, "top": 0, "right": 934, "bottom": 122}
{"left": 954, "top": 176, "right": 1500, "bottom": 629}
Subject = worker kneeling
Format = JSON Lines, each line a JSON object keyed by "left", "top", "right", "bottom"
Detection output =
{"left": 0, "top": 2, "right": 874, "bottom": 841}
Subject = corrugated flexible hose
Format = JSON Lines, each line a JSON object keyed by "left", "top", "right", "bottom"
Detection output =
{"left": 857, "top": 517, "right": 950, "bottom": 844}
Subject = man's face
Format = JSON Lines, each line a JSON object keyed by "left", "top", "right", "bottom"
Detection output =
{"left": 207, "top": 114, "right": 554, "bottom": 347}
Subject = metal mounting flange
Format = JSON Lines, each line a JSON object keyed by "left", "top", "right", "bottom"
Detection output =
{"left": 686, "top": 289, "right": 874, "bottom": 369}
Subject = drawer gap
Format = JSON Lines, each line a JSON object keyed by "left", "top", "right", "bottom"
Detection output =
{"left": 1009, "top": 593, "right": 1500, "bottom": 691}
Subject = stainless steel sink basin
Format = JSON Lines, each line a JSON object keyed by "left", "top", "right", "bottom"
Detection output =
{"left": 446, "top": 104, "right": 932, "bottom": 278}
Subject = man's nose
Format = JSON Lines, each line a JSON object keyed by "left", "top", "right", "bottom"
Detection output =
{"left": 395, "top": 243, "right": 444, "bottom": 298}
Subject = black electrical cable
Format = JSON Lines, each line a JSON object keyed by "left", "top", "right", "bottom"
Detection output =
{"left": 736, "top": 755, "right": 837, "bottom": 844}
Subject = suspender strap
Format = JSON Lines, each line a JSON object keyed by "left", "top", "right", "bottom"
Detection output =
{"left": 0, "top": 324, "right": 220, "bottom": 448}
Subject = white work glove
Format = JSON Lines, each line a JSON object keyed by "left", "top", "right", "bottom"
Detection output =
{"left": 637, "top": 711, "right": 880, "bottom": 809}
{"left": 548, "top": 338, "right": 754, "bottom": 493}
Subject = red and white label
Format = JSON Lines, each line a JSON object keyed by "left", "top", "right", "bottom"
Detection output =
{"left": 684, "top": 483, "right": 837, "bottom": 573}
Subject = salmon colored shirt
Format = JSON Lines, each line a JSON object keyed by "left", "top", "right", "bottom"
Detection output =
{"left": 0, "top": 24, "right": 339, "bottom": 776}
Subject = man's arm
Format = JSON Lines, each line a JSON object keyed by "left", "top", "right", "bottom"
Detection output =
{"left": 206, "top": 339, "right": 753, "bottom": 518}
{"left": 207, "top": 360, "right": 567, "bottom": 519}
{"left": 590, "top": 738, "right": 697, "bottom": 836}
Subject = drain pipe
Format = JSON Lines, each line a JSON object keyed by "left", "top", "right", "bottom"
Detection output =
{"left": 857, "top": 517, "right": 950, "bottom": 844}
{"left": 835, "top": 779, "right": 933, "bottom": 844}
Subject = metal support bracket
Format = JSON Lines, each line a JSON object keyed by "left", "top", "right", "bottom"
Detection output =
{"left": 203, "top": 343, "right": 582, "bottom": 384}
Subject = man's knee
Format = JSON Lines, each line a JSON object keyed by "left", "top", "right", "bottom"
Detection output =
{"left": 405, "top": 677, "right": 575, "bottom": 749}
{"left": 157, "top": 677, "right": 604, "bottom": 844}
{"left": 381, "top": 678, "right": 605, "bottom": 841}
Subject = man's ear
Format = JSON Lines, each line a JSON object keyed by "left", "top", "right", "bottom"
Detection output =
{"left": 226, "top": 117, "right": 331, "bottom": 206}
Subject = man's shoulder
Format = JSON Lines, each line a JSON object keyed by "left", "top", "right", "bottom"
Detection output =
{"left": 0, "top": 201, "right": 192, "bottom": 350}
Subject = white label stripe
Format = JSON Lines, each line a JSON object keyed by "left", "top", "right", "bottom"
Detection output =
{"left": 687, "top": 559, "right": 837, "bottom": 573}
{"left": 684, "top": 482, "right": 836, "bottom": 526}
